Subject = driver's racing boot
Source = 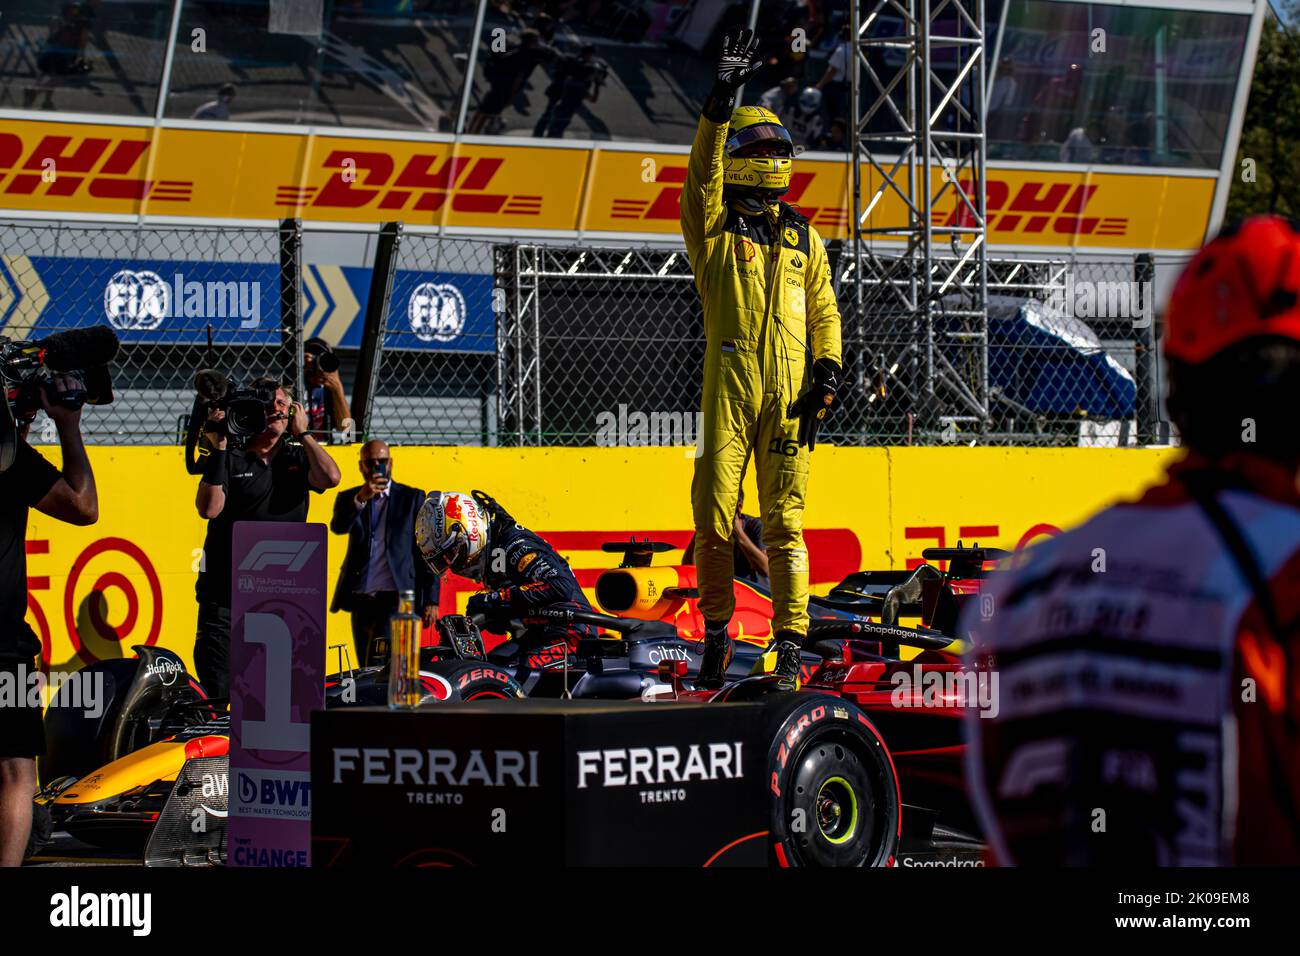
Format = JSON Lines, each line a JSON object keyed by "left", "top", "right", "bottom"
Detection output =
{"left": 695, "top": 620, "right": 734, "bottom": 690}
{"left": 767, "top": 630, "right": 804, "bottom": 689}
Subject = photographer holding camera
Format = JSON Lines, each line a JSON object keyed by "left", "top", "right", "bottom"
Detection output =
{"left": 1, "top": 377, "right": 98, "bottom": 866}
{"left": 303, "top": 337, "right": 355, "bottom": 444}
{"left": 193, "top": 375, "right": 340, "bottom": 696}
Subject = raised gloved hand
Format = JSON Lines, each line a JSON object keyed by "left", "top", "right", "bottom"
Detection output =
{"left": 704, "top": 29, "right": 762, "bottom": 121}
{"left": 715, "top": 29, "right": 762, "bottom": 91}
{"left": 786, "top": 358, "right": 841, "bottom": 451}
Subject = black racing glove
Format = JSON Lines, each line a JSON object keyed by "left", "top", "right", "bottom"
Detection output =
{"left": 786, "top": 358, "right": 841, "bottom": 451}
{"left": 703, "top": 29, "right": 763, "bottom": 122}
{"left": 466, "top": 590, "right": 511, "bottom": 634}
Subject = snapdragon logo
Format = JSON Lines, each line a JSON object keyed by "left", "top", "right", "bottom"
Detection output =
{"left": 889, "top": 664, "right": 999, "bottom": 718}
{"left": 594, "top": 405, "right": 705, "bottom": 457}
{"left": 104, "top": 271, "right": 262, "bottom": 331}
{"left": 0, "top": 664, "right": 103, "bottom": 718}
{"left": 50, "top": 886, "right": 151, "bottom": 936}
{"left": 1044, "top": 273, "right": 1154, "bottom": 328}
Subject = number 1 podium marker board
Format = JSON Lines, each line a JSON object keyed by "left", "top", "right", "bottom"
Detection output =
{"left": 229, "top": 521, "right": 327, "bottom": 867}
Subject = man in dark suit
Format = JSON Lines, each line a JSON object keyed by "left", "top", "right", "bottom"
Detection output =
{"left": 330, "top": 440, "right": 438, "bottom": 665}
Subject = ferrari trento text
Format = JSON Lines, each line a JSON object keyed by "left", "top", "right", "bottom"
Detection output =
{"left": 331, "top": 748, "right": 541, "bottom": 787}
{"left": 574, "top": 743, "right": 744, "bottom": 788}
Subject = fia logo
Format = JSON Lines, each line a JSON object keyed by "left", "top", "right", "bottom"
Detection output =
{"left": 104, "top": 270, "right": 169, "bottom": 331}
{"left": 409, "top": 282, "right": 467, "bottom": 343}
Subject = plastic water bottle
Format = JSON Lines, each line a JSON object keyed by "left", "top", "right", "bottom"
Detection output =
{"left": 387, "top": 590, "right": 421, "bottom": 709}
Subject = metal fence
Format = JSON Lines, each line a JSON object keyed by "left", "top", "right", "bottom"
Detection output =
{"left": 494, "top": 242, "right": 1192, "bottom": 447}
{"left": 1, "top": 219, "right": 1189, "bottom": 448}
{"left": 2, "top": 220, "right": 294, "bottom": 445}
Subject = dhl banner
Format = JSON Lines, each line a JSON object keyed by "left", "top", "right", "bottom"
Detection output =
{"left": 25, "top": 444, "right": 1180, "bottom": 677}
{"left": 1, "top": 119, "right": 1214, "bottom": 250}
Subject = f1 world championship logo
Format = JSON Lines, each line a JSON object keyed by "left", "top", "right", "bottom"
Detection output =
{"left": 238, "top": 541, "right": 320, "bottom": 572}
{"left": 277, "top": 151, "right": 543, "bottom": 217}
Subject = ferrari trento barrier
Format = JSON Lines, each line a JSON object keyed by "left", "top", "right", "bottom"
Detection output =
{"left": 312, "top": 694, "right": 928, "bottom": 868}
{"left": 312, "top": 700, "right": 771, "bottom": 867}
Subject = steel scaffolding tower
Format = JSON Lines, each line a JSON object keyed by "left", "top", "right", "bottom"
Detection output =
{"left": 846, "top": 0, "right": 990, "bottom": 438}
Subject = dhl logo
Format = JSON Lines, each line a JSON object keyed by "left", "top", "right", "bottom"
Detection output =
{"left": 610, "top": 166, "right": 849, "bottom": 233}
{"left": 0, "top": 133, "right": 192, "bottom": 202}
{"left": 610, "top": 164, "right": 1127, "bottom": 240}
{"left": 278, "top": 150, "right": 542, "bottom": 216}
{"left": 937, "top": 179, "right": 1127, "bottom": 238}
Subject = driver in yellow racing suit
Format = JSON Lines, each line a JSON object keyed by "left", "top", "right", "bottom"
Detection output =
{"left": 682, "top": 29, "right": 843, "bottom": 688}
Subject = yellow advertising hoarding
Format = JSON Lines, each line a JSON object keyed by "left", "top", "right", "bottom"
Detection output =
{"left": 24, "top": 444, "right": 1180, "bottom": 677}
{"left": 0, "top": 119, "right": 1214, "bottom": 249}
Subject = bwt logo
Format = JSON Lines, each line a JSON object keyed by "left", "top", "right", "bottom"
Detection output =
{"left": 238, "top": 541, "right": 319, "bottom": 572}
{"left": 408, "top": 282, "right": 466, "bottom": 342}
{"left": 103, "top": 271, "right": 262, "bottom": 331}
{"left": 238, "top": 772, "right": 310, "bottom": 808}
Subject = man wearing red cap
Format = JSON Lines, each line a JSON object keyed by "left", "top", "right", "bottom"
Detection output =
{"left": 965, "top": 216, "right": 1300, "bottom": 865}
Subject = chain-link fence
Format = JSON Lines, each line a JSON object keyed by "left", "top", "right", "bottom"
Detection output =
{"left": 492, "top": 242, "right": 1192, "bottom": 447}
{"left": 1, "top": 219, "right": 1190, "bottom": 448}
{"left": 367, "top": 231, "right": 498, "bottom": 445}
{"left": 1, "top": 220, "right": 292, "bottom": 445}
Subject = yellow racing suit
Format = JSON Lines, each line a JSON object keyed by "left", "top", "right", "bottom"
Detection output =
{"left": 680, "top": 112, "right": 842, "bottom": 636}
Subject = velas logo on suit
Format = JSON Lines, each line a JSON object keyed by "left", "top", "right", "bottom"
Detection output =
{"left": 238, "top": 540, "right": 319, "bottom": 572}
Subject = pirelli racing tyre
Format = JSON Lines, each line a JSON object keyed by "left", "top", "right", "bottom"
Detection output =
{"left": 421, "top": 659, "right": 525, "bottom": 702}
{"left": 762, "top": 694, "right": 900, "bottom": 867}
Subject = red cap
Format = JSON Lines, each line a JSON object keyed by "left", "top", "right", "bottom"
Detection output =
{"left": 1165, "top": 215, "right": 1300, "bottom": 365}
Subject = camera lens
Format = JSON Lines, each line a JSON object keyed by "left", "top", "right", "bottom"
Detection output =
{"left": 315, "top": 351, "right": 340, "bottom": 374}
{"left": 226, "top": 398, "right": 266, "bottom": 437}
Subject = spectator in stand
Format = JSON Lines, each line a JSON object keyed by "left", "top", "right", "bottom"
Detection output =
{"left": 816, "top": 25, "right": 853, "bottom": 125}
{"left": 758, "top": 76, "right": 801, "bottom": 119}
{"left": 786, "top": 86, "right": 825, "bottom": 149}
{"left": 467, "top": 28, "right": 554, "bottom": 135}
{"left": 1060, "top": 119, "right": 1098, "bottom": 163}
{"left": 23, "top": 2, "right": 93, "bottom": 109}
{"left": 192, "top": 83, "right": 237, "bottom": 120}
{"left": 813, "top": 116, "right": 848, "bottom": 151}
{"left": 986, "top": 59, "right": 1019, "bottom": 141}
{"left": 533, "top": 43, "right": 607, "bottom": 138}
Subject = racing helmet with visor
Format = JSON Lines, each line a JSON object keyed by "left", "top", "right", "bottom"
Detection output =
{"left": 723, "top": 106, "right": 794, "bottom": 201}
{"left": 416, "top": 491, "right": 490, "bottom": 580}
